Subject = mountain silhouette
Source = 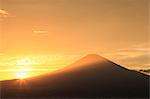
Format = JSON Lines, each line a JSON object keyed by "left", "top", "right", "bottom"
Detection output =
{"left": 1, "top": 54, "right": 149, "bottom": 98}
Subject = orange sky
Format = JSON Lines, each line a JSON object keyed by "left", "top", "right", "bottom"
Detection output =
{"left": 0, "top": 0, "right": 150, "bottom": 80}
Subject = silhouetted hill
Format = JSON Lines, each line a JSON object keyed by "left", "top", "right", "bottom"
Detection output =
{"left": 1, "top": 54, "right": 149, "bottom": 98}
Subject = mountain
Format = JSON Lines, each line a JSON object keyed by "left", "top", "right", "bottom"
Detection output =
{"left": 1, "top": 54, "right": 149, "bottom": 98}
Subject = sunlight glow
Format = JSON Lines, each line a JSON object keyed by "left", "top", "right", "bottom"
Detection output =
{"left": 0, "top": 55, "right": 79, "bottom": 80}
{"left": 17, "top": 72, "right": 28, "bottom": 79}
{"left": 16, "top": 58, "right": 35, "bottom": 66}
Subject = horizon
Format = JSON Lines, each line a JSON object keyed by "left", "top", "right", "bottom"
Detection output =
{"left": 0, "top": 0, "right": 150, "bottom": 80}
{"left": 0, "top": 54, "right": 149, "bottom": 81}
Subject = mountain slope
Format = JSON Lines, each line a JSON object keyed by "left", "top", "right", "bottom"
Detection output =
{"left": 1, "top": 54, "right": 149, "bottom": 98}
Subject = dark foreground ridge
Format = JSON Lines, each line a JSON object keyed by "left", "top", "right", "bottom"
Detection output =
{"left": 1, "top": 54, "right": 149, "bottom": 98}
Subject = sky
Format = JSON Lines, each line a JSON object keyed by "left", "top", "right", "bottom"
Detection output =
{"left": 0, "top": 0, "right": 149, "bottom": 80}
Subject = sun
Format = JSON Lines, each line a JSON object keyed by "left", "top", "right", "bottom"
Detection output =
{"left": 17, "top": 72, "right": 28, "bottom": 79}
{"left": 14, "top": 58, "right": 35, "bottom": 79}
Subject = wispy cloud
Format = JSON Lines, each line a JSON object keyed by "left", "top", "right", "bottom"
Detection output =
{"left": 117, "top": 43, "right": 150, "bottom": 53}
{"left": 0, "top": 68, "right": 48, "bottom": 72}
{"left": 0, "top": 9, "right": 9, "bottom": 15}
{"left": 116, "top": 43, "right": 150, "bottom": 57}
{"left": 104, "top": 43, "right": 150, "bottom": 70}
{"left": 0, "top": 9, "right": 9, "bottom": 21}
{"left": 120, "top": 54, "right": 150, "bottom": 67}
{"left": 33, "top": 30, "right": 48, "bottom": 34}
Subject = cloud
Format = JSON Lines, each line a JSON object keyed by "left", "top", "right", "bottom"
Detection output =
{"left": 120, "top": 54, "right": 150, "bottom": 67}
{"left": 0, "top": 9, "right": 9, "bottom": 15}
{"left": 117, "top": 48, "right": 150, "bottom": 53}
{"left": 117, "top": 43, "right": 150, "bottom": 53}
{"left": 116, "top": 43, "right": 150, "bottom": 57}
{"left": 117, "top": 44, "right": 150, "bottom": 69}
{"left": 104, "top": 43, "right": 150, "bottom": 70}
{"left": 0, "top": 9, "right": 9, "bottom": 21}
{"left": 33, "top": 30, "right": 48, "bottom": 34}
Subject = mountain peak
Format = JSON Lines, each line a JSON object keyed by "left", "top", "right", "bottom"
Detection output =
{"left": 86, "top": 54, "right": 103, "bottom": 58}
{"left": 67, "top": 54, "right": 107, "bottom": 69}
{"left": 63, "top": 54, "right": 129, "bottom": 72}
{"left": 85, "top": 54, "right": 105, "bottom": 60}
{"left": 79, "top": 54, "right": 107, "bottom": 63}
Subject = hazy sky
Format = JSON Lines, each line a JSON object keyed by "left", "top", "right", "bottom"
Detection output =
{"left": 0, "top": 0, "right": 149, "bottom": 80}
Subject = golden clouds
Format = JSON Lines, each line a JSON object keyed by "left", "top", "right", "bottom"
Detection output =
{"left": 0, "top": 9, "right": 9, "bottom": 21}
{"left": 33, "top": 30, "right": 48, "bottom": 34}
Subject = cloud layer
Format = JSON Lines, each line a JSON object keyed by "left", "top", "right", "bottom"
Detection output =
{"left": 104, "top": 43, "right": 150, "bottom": 70}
